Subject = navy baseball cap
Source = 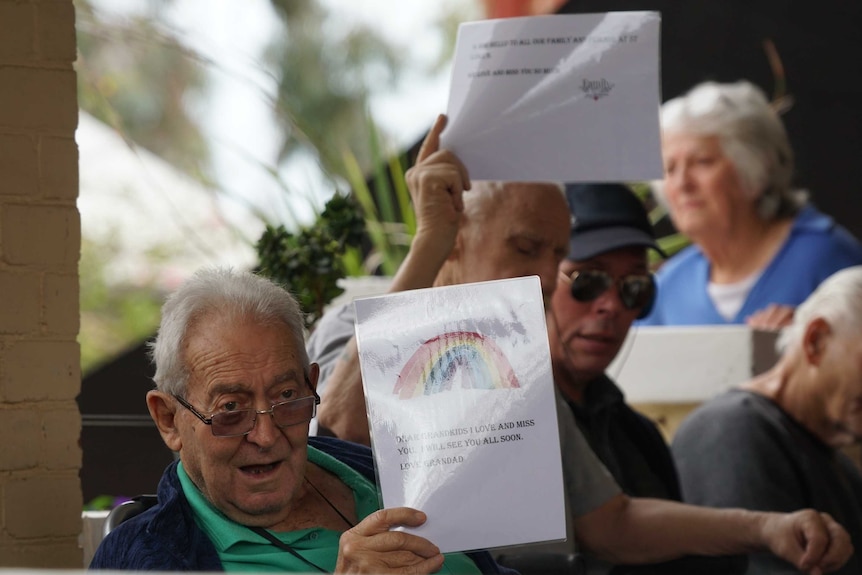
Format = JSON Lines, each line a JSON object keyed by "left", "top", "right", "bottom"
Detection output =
{"left": 565, "top": 183, "right": 667, "bottom": 261}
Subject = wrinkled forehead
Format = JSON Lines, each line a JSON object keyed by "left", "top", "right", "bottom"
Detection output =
{"left": 183, "top": 312, "right": 308, "bottom": 373}
{"left": 462, "top": 180, "right": 569, "bottom": 242}
{"left": 503, "top": 184, "right": 568, "bottom": 238}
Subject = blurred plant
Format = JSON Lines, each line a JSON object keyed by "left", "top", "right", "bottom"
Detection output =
{"left": 74, "top": 0, "right": 466, "bottom": 363}
{"left": 256, "top": 194, "right": 367, "bottom": 329}
{"left": 257, "top": 118, "right": 418, "bottom": 327}
{"left": 76, "top": 0, "right": 212, "bottom": 181}
{"left": 629, "top": 182, "right": 690, "bottom": 267}
{"left": 341, "top": 119, "right": 416, "bottom": 276}
{"left": 265, "top": 0, "right": 404, "bottom": 180}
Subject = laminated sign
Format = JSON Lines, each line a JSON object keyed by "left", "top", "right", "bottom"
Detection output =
{"left": 354, "top": 276, "right": 565, "bottom": 553}
{"left": 440, "top": 11, "right": 662, "bottom": 182}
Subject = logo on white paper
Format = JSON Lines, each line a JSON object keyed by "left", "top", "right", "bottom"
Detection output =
{"left": 581, "top": 78, "right": 614, "bottom": 101}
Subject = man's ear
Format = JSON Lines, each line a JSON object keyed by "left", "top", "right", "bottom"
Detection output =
{"left": 308, "top": 362, "right": 320, "bottom": 392}
{"left": 802, "top": 317, "right": 832, "bottom": 366}
{"left": 147, "top": 390, "right": 183, "bottom": 452}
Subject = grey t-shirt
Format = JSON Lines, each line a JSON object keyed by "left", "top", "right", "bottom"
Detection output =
{"left": 306, "top": 301, "right": 358, "bottom": 399}
{"left": 673, "top": 389, "right": 862, "bottom": 575}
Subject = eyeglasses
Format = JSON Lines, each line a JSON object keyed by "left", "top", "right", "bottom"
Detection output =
{"left": 173, "top": 382, "right": 321, "bottom": 437}
{"left": 562, "top": 269, "right": 656, "bottom": 313}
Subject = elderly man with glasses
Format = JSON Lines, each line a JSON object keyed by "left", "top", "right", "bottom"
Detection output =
{"left": 89, "top": 267, "right": 514, "bottom": 574}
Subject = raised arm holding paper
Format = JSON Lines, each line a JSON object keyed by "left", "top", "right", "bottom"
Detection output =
{"left": 307, "top": 12, "right": 853, "bottom": 574}
{"left": 310, "top": 114, "right": 571, "bottom": 444}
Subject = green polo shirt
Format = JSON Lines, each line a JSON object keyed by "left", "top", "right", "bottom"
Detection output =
{"left": 178, "top": 446, "right": 481, "bottom": 574}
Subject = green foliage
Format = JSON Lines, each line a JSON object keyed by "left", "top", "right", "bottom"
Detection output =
{"left": 629, "top": 181, "right": 691, "bottom": 266}
{"left": 255, "top": 123, "right": 420, "bottom": 328}
{"left": 338, "top": 118, "right": 416, "bottom": 276}
{"left": 256, "top": 194, "right": 367, "bottom": 329}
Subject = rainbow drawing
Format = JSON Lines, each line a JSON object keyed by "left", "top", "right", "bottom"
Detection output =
{"left": 393, "top": 331, "right": 520, "bottom": 399}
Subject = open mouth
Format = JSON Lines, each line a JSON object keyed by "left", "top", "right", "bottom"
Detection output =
{"left": 240, "top": 462, "right": 280, "bottom": 476}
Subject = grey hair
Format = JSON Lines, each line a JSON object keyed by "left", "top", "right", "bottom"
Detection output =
{"left": 463, "top": 180, "right": 565, "bottom": 222}
{"left": 149, "top": 267, "right": 308, "bottom": 396}
{"left": 657, "top": 80, "right": 806, "bottom": 220}
{"left": 776, "top": 266, "right": 862, "bottom": 355}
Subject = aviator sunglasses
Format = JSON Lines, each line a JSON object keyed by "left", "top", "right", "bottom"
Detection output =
{"left": 562, "top": 269, "right": 656, "bottom": 319}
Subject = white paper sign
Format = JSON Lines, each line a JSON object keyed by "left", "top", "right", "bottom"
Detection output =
{"left": 441, "top": 12, "right": 662, "bottom": 182}
{"left": 354, "top": 277, "right": 565, "bottom": 554}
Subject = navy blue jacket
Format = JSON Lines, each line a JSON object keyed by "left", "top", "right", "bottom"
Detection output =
{"left": 90, "top": 436, "right": 515, "bottom": 574}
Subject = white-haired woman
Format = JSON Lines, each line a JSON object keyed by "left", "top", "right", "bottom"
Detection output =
{"left": 639, "top": 81, "right": 862, "bottom": 328}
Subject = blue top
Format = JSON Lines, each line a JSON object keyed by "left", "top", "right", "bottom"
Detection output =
{"left": 90, "top": 436, "right": 514, "bottom": 574}
{"left": 639, "top": 205, "right": 862, "bottom": 325}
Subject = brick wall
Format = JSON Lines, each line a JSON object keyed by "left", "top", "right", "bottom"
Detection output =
{"left": 0, "top": 0, "right": 82, "bottom": 567}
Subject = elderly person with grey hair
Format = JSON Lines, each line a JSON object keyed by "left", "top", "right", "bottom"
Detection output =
{"left": 90, "top": 267, "right": 514, "bottom": 574}
{"left": 672, "top": 265, "right": 862, "bottom": 574}
{"left": 639, "top": 80, "right": 862, "bottom": 328}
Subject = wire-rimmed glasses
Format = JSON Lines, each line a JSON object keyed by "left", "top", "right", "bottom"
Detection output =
{"left": 173, "top": 383, "right": 320, "bottom": 437}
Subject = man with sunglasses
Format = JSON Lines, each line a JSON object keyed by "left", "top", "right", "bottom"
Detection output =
{"left": 548, "top": 183, "right": 677, "bottom": 503}
{"left": 90, "top": 267, "right": 514, "bottom": 574}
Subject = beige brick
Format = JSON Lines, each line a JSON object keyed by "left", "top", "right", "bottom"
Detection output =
{"left": 44, "top": 272, "right": 79, "bottom": 335}
{"left": 0, "top": 270, "right": 40, "bottom": 334}
{"left": 2, "top": 204, "right": 80, "bottom": 266}
{"left": 4, "top": 340, "right": 80, "bottom": 402}
{"left": 4, "top": 474, "right": 82, "bottom": 537}
{"left": 0, "top": 3, "right": 35, "bottom": 60}
{"left": 36, "top": 3, "right": 76, "bottom": 61}
{"left": 40, "top": 135, "right": 78, "bottom": 200}
{"left": 41, "top": 407, "right": 81, "bottom": 469}
{"left": 0, "top": 68, "right": 77, "bottom": 130}
{"left": 0, "top": 407, "right": 40, "bottom": 469}
{"left": 0, "top": 540, "right": 83, "bottom": 568}
{"left": 0, "top": 133, "right": 38, "bottom": 196}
